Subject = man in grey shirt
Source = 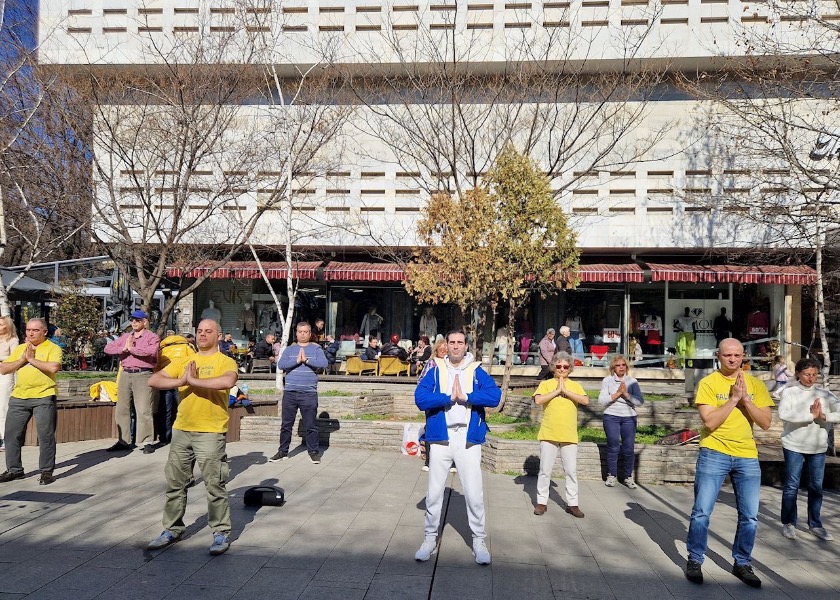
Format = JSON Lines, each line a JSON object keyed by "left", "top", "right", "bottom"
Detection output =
{"left": 269, "top": 322, "right": 328, "bottom": 464}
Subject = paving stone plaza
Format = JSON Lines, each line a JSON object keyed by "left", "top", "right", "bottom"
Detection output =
{"left": 0, "top": 439, "right": 837, "bottom": 599}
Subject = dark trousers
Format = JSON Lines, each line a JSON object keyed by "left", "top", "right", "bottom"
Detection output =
{"left": 536, "top": 365, "right": 553, "bottom": 380}
{"left": 156, "top": 388, "right": 179, "bottom": 445}
{"left": 4, "top": 396, "right": 57, "bottom": 475}
{"left": 278, "top": 390, "right": 319, "bottom": 455}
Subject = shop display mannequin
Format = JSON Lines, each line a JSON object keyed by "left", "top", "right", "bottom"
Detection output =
{"left": 360, "top": 306, "right": 384, "bottom": 340}
{"left": 201, "top": 300, "right": 221, "bottom": 323}
{"left": 642, "top": 312, "right": 662, "bottom": 355}
{"left": 239, "top": 302, "right": 256, "bottom": 338}
{"left": 713, "top": 307, "right": 733, "bottom": 342}
{"left": 674, "top": 307, "right": 696, "bottom": 367}
{"left": 419, "top": 306, "right": 438, "bottom": 339}
{"left": 747, "top": 307, "right": 769, "bottom": 338}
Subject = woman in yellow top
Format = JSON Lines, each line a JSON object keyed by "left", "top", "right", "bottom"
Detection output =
{"left": 532, "top": 351, "right": 589, "bottom": 517}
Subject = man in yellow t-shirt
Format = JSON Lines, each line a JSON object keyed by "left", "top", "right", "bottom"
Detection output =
{"left": 146, "top": 319, "right": 238, "bottom": 556}
{"left": 685, "top": 338, "right": 773, "bottom": 589}
{"left": 0, "top": 319, "right": 62, "bottom": 485}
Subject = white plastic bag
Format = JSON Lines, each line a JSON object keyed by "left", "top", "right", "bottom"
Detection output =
{"left": 401, "top": 423, "right": 421, "bottom": 456}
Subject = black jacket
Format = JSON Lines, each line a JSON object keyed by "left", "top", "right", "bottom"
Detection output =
{"left": 380, "top": 343, "right": 408, "bottom": 361}
{"left": 253, "top": 340, "right": 274, "bottom": 359}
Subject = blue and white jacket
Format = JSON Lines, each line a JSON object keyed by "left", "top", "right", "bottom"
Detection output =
{"left": 415, "top": 357, "right": 501, "bottom": 445}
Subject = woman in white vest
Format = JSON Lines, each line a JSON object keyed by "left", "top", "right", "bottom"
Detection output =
{"left": 0, "top": 317, "right": 20, "bottom": 451}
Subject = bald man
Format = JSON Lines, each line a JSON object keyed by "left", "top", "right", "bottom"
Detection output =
{"left": 146, "top": 319, "right": 238, "bottom": 556}
{"left": 685, "top": 338, "right": 773, "bottom": 588}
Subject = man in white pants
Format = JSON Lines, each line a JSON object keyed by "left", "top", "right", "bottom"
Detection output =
{"left": 414, "top": 330, "right": 501, "bottom": 565}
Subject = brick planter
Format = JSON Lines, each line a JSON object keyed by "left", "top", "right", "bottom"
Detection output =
{"left": 239, "top": 414, "right": 699, "bottom": 483}
{"left": 481, "top": 436, "right": 698, "bottom": 484}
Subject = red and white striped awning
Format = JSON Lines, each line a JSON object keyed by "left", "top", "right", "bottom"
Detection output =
{"left": 577, "top": 264, "right": 644, "bottom": 283}
{"left": 167, "top": 261, "right": 321, "bottom": 280}
{"left": 323, "top": 262, "right": 405, "bottom": 282}
{"left": 648, "top": 263, "right": 817, "bottom": 285}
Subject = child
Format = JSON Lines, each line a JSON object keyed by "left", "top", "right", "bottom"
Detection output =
{"left": 772, "top": 355, "right": 794, "bottom": 398}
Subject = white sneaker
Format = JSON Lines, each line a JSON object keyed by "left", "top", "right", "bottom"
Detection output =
{"left": 605, "top": 475, "right": 617, "bottom": 487}
{"left": 421, "top": 465, "right": 430, "bottom": 472}
{"left": 450, "top": 466, "right": 457, "bottom": 473}
{"left": 809, "top": 526, "right": 834, "bottom": 541}
{"left": 473, "top": 539, "right": 491, "bottom": 565}
{"left": 624, "top": 477, "right": 637, "bottom": 490}
{"left": 415, "top": 539, "right": 437, "bottom": 561}
{"left": 782, "top": 523, "right": 797, "bottom": 539}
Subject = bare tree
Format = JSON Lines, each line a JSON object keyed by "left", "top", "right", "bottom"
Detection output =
{"left": 56, "top": 9, "right": 291, "bottom": 335}
{"left": 0, "top": 0, "right": 89, "bottom": 315}
{"left": 340, "top": 5, "right": 669, "bottom": 200}
{"left": 677, "top": 46, "right": 840, "bottom": 378}
{"left": 336, "top": 5, "right": 672, "bottom": 340}
{"left": 234, "top": 1, "right": 351, "bottom": 392}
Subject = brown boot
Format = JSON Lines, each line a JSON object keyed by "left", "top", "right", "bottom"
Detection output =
{"left": 533, "top": 503, "right": 547, "bottom": 515}
{"left": 566, "top": 506, "right": 585, "bottom": 518}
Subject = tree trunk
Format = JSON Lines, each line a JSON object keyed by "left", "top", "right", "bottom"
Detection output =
{"left": 497, "top": 303, "right": 517, "bottom": 413}
{"left": 815, "top": 217, "right": 831, "bottom": 383}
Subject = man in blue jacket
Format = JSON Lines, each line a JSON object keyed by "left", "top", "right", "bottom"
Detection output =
{"left": 269, "top": 322, "right": 328, "bottom": 464}
{"left": 414, "top": 330, "right": 501, "bottom": 565}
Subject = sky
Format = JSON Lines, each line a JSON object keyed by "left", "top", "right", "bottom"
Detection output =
{"left": 1, "top": 0, "right": 37, "bottom": 60}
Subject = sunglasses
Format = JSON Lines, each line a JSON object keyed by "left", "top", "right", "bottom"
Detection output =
{"left": 130, "top": 317, "right": 144, "bottom": 322}
{"left": 555, "top": 364, "right": 571, "bottom": 370}
{"left": 615, "top": 363, "right": 628, "bottom": 368}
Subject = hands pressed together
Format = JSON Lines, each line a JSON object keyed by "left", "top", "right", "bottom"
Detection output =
{"left": 181, "top": 361, "right": 199, "bottom": 386}
{"left": 23, "top": 343, "right": 36, "bottom": 363}
{"left": 451, "top": 374, "right": 468, "bottom": 405}
{"left": 612, "top": 380, "right": 628, "bottom": 401}
{"left": 810, "top": 398, "right": 826, "bottom": 421}
{"left": 729, "top": 371, "right": 752, "bottom": 407}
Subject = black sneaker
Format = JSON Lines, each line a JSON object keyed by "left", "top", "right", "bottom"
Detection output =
{"left": 39, "top": 471, "right": 56, "bottom": 485}
{"left": 142, "top": 445, "right": 156, "bottom": 454}
{"left": 106, "top": 442, "right": 132, "bottom": 452}
{"left": 268, "top": 451, "right": 288, "bottom": 462}
{"left": 0, "top": 470, "right": 24, "bottom": 483}
{"left": 685, "top": 560, "right": 703, "bottom": 584}
{"left": 732, "top": 564, "right": 761, "bottom": 588}
{"left": 309, "top": 452, "right": 322, "bottom": 464}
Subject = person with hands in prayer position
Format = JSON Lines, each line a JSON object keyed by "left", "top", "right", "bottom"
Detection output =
{"left": 532, "top": 351, "right": 589, "bottom": 518}
{"left": 685, "top": 338, "right": 773, "bottom": 589}
{"left": 413, "top": 330, "right": 501, "bottom": 565}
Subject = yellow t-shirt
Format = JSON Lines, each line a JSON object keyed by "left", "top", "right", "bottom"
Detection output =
{"left": 5, "top": 340, "right": 62, "bottom": 399}
{"left": 166, "top": 351, "right": 238, "bottom": 434}
{"left": 534, "top": 377, "right": 586, "bottom": 443}
{"left": 695, "top": 370, "right": 775, "bottom": 459}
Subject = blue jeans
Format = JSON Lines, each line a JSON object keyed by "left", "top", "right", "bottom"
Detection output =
{"left": 687, "top": 448, "right": 761, "bottom": 566}
{"left": 603, "top": 414, "right": 637, "bottom": 478}
{"left": 781, "top": 448, "right": 825, "bottom": 529}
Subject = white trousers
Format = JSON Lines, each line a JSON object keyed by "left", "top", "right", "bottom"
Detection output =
{"left": 0, "top": 372, "right": 14, "bottom": 442}
{"left": 537, "top": 441, "right": 579, "bottom": 507}
{"left": 424, "top": 426, "right": 486, "bottom": 541}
